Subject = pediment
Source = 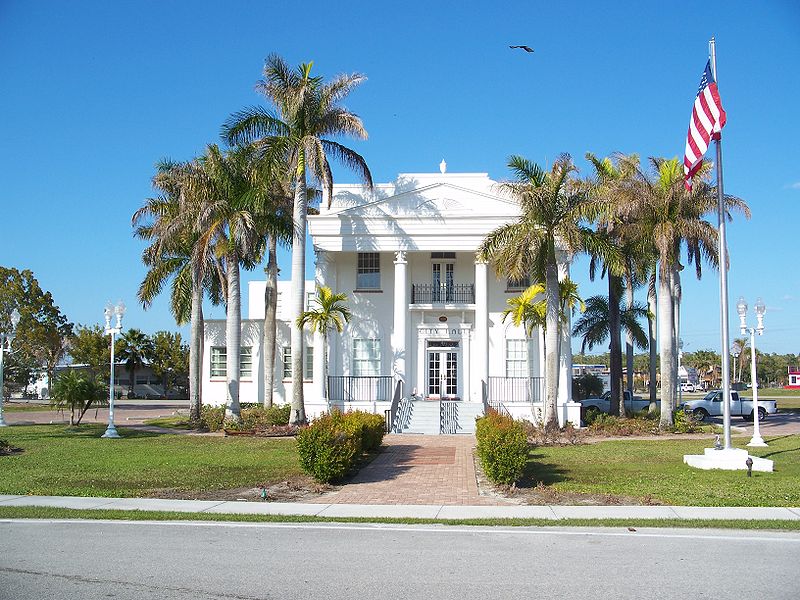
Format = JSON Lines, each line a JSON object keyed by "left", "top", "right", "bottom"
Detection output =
{"left": 329, "top": 181, "right": 519, "bottom": 220}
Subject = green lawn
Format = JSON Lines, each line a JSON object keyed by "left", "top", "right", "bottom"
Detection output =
{"left": 0, "top": 424, "right": 301, "bottom": 497}
{"left": 527, "top": 435, "right": 800, "bottom": 507}
{"left": 2, "top": 402, "right": 58, "bottom": 413}
{"left": 740, "top": 388, "right": 800, "bottom": 398}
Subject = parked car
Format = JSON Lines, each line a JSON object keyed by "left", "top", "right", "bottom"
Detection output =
{"left": 681, "top": 389, "right": 777, "bottom": 422}
{"left": 580, "top": 390, "right": 651, "bottom": 420}
{"left": 680, "top": 382, "right": 697, "bottom": 392}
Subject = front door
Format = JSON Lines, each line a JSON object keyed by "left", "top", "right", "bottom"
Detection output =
{"left": 427, "top": 347, "right": 459, "bottom": 399}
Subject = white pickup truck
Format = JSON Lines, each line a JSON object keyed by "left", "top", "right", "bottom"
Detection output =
{"left": 581, "top": 390, "right": 651, "bottom": 419}
{"left": 681, "top": 390, "right": 777, "bottom": 422}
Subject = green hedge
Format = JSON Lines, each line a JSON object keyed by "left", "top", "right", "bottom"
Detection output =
{"left": 475, "top": 412, "right": 529, "bottom": 485}
{"left": 296, "top": 410, "right": 386, "bottom": 482}
{"left": 296, "top": 413, "right": 361, "bottom": 482}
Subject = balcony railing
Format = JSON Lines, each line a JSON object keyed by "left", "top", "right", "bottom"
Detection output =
{"left": 488, "top": 376, "right": 545, "bottom": 403}
{"left": 327, "top": 375, "right": 393, "bottom": 402}
{"left": 411, "top": 283, "right": 475, "bottom": 304}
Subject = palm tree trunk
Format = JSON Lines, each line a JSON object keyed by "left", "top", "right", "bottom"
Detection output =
{"left": 188, "top": 272, "right": 203, "bottom": 424}
{"left": 544, "top": 258, "right": 560, "bottom": 428}
{"left": 658, "top": 267, "right": 675, "bottom": 428}
{"left": 672, "top": 266, "right": 682, "bottom": 404}
{"left": 289, "top": 171, "right": 308, "bottom": 425}
{"left": 625, "top": 273, "right": 635, "bottom": 397}
{"left": 647, "top": 273, "right": 658, "bottom": 413}
{"left": 608, "top": 274, "right": 624, "bottom": 417}
{"left": 263, "top": 235, "right": 278, "bottom": 409}
{"left": 225, "top": 253, "right": 242, "bottom": 422}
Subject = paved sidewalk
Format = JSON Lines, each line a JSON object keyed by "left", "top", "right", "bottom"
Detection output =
{"left": 311, "top": 434, "right": 507, "bottom": 506}
{"left": 2, "top": 494, "right": 799, "bottom": 521}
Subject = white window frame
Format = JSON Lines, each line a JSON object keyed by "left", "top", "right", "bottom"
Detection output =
{"left": 505, "top": 339, "right": 529, "bottom": 378}
{"left": 356, "top": 252, "right": 381, "bottom": 289}
{"left": 353, "top": 338, "right": 381, "bottom": 376}
{"left": 211, "top": 347, "right": 226, "bottom": 378}
{"left": 282, "top": 345, "right": 314, "bottom": 380}
{"left": 210, "top": 346, "right": 252, "bottom": 378}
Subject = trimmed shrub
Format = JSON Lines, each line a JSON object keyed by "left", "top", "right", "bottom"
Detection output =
{"left": 672, "top": 408, "right": 701, "bottom": 433}
{"left": 296, "top": 413, "right": 361, "bottom": 483}
{"left": 240, "top": 404, "right": 292, "bottom": 430}
{"left": 200, "top": 406, "right": 224, "bottom": 432}
{"left": 475, "top": 412, "right": 529, "bottom": 485}
{"left": 342, "top": 411, "right": 385, "bottom": 451}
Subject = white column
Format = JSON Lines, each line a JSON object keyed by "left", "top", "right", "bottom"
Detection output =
{"left": 416, "top": 323, "right": 426, "bottom": 398}
{"left": 313, "top": 249, "right": 330, "bottom": 403}
{"left": 461, "top": 325, "right": 471, "bottom": 402}
{"left": 392, "top": 251, "right": 408, "bottom": 391}
{"left": 557, "top": 256, "right": 574, "bottom": 424}
{"left": 475, "top": 259, "right": 489, "bottom": 401}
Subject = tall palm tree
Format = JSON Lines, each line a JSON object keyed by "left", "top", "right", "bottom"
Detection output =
{"left": 223, "top": 54, "right": 372, "bottom": 425}
{"left": 186, "top": 145, "right": 268, "bottom": 423}
{"left": 117, "top": 329, "right": 154, "bottom": 397}
{"left": 732, "top": 336, "right": 750, "bottom": 383}
{"left": 572, "top": 295, "right": 649, "bottom": 355}
{"left": 618, "top": 157, "right": 750, "bottom": 428}
{"left": 479, "top": 155, "right": 611, "bottom": 428}
{"left": 297, "top": 286, "right": 351, "bottom": 401}
{"left": 133, "top": 161, "right": 225, "bottom": 424}
{"left": 585, "top": 152, "right": 641, "bottom": 416}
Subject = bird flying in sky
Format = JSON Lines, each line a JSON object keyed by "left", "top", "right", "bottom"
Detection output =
{"left": 509, "top": 45, "right": 534, "bottom": 53}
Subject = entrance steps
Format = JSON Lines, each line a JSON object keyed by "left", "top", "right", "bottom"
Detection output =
{"left": 397, "top": 400, "right": 484, "bottom": 435}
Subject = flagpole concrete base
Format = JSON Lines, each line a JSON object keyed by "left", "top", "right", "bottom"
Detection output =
{"left": 684, "top": 447, "right": 773, "bottom": 472}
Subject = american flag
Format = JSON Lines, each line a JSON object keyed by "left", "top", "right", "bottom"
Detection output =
{"left": 683, "top": 60, "right": 727, "bottom": 190}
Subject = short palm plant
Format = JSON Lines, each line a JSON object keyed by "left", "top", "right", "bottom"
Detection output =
{"left": 297, "top": 286, "right": 351, "bottom": 405}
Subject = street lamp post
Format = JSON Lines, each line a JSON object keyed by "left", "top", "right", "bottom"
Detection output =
{"left": 731, "top": 342, "right": 741, "bottom": 385}
{"left": 0, "top": 309, "right": 21, "bottom": 427}
{"left": 102, "top": 301, "right": 125, "bottom": 439}
{"left": 737, "top": 296, "right": 767, "bottom": 448}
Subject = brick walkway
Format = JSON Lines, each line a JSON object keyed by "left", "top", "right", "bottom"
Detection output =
{"left": 312, "top": 434, "right": 512, "bottom": 506}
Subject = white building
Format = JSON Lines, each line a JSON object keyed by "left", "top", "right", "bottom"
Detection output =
{"left": 202, "top": 168, "right": 580, "bottom": 432}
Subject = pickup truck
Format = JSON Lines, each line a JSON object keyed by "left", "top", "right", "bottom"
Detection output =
{"left": 581, "top": 390, "right": 652, "bottom": 419}
{"left": 681, "top": 390, "right": 777, "bottom": 422}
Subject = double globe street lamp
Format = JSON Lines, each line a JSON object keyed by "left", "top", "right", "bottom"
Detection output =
{"left": 736, "top": 296, "right": 767, "bottom": 448}
{"left": 0, "top": 309, "right": 22, "bottom": 427}
{"left": 102, "top": 301, "right": 125, "bottom": 439}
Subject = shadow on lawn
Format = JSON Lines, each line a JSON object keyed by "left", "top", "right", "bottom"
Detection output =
{"left": 516, "top": 452, "right": 568, "bottom": 487}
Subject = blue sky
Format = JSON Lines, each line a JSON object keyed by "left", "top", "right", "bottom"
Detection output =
{"left": 1, "top": 1, "right": 798, "bottom": 354}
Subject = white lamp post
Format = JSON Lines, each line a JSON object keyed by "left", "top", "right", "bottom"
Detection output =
{"left": 0, "top": 309, "right": 21, "bottom": 427}
{"left": 731, "top": 342, "right": 741, "bottom": 385}
{"left": 102, "top": 301, "right": 125, "bottom": 439}
{"left": 737, "top": 296, "right": 767, "bottom": 448}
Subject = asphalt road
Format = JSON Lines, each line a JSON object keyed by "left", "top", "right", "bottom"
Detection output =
{"left": 1, "top": 520, "right": 799, "bottom": 599}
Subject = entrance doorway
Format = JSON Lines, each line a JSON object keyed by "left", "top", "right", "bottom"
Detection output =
{"left": 426, "top": 340, "right": 459, "bottom": 399}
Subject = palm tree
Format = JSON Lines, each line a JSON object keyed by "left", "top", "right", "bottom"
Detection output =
{"left": 222, "top": 54, "right": 372, "bottom": 425}
{"left": 479, "top": 155, "right": 610, "bottom": 428}
{"left": 297, "top": 286, "right": 351, "bottom": 402}
{"left": 732, "top": 336, "right": 750, "bottom": 383}
{"left": 572, "top": 294, "right": 649, "bottom": 356}
{"left": 618, "top": 157, "right": 750, "bottom": 428}
{"left": 585, "top": 152, "right": 641, "bottom": 416}
{"left": 133, "top": 161, "right": 225, "bottom": 424}
{"left": 186, "top": 144, "right": 268, "bottom": 423}
{"left": 117, "top": 329, "right": 154, "bottom": 397}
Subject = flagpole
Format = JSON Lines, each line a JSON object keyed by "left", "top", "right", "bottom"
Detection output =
{"left": 710, "top": 37, "right": 733, "bottom": 450}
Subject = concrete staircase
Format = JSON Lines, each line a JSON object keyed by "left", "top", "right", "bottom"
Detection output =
{"left": 398, "top": 400, "right": 484, "bottom": 435}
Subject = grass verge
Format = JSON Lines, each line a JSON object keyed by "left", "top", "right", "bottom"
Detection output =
{"left": 0, "top": 506, "right": 797, "bottom": 531}
{"left": 524, "top": 435, "right": 800, "bottom": 506}
{"left": 0, "top": 424, "right": 301, "bottom": 497}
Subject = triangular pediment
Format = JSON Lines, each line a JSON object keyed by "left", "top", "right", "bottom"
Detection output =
{"left": 329, "top": 180, "right": 519, "bottom": 220}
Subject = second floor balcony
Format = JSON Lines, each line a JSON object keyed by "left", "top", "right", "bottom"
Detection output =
{"left": 411, "top": 283, "right": 475, "bottom": 304}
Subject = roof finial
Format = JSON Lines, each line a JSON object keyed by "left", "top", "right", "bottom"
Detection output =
{"left": 439, "top": 159, "right": 447, "bottom": 174}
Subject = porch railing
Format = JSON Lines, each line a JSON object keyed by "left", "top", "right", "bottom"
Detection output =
{"left": 411, "top": 283, "right": 475, "bottom": 304}
{"left": 488, "top": 376, "right": 545, "bottom": 404}
{"left": 327, "top": 376, "right": 393, "bottom": 402}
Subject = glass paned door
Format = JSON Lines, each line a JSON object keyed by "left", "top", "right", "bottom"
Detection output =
{"left": 427, "top": 349, "right": 459, "bottom": 399}
{"left": 432, "top": 263, "right": 454, "bottom": 302}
